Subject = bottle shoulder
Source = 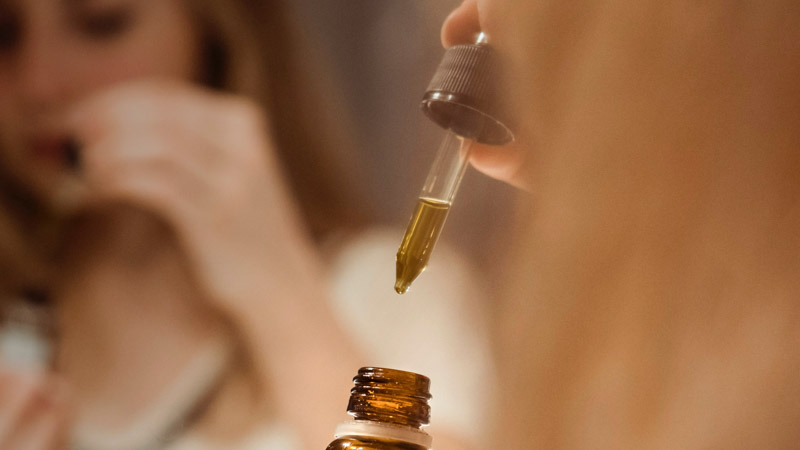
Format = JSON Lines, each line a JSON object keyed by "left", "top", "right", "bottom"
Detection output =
{"left": 326, "top": 436, "right": 428, "bottom": 450}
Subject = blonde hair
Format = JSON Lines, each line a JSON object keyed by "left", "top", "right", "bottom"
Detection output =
{"left": 188, "top": 0, "right": 367, "bottom": 237}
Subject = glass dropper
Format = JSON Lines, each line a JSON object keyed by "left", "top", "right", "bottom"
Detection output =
{"left": 395, "top": 33, "right": 514, "bottom": 294}
{"left": 395, "top": 131, "right": 474, "bottom": 294}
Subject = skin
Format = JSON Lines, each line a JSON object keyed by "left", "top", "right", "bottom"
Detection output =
{"left": 0, "top": 0, "right": 361, "bottom": 448}
{"left": 444, "top": 0, "right": 800, "bottom": 448}
{"left": 0, "top": 371, "right": 69, "bottom": 450}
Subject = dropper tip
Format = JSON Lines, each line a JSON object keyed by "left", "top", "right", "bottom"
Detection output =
{"left": 394, "top": 279, "right": 411, "bottom": 295}
{"left": 396, "top": 254, "right": 427, "bottom": 295}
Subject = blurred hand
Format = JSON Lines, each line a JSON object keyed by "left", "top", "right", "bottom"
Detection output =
{"left": 0, "top": 370, "right": 69, "bottom": 450}
{"left": 65, "top": 79, "right": 323, "bottom": 315}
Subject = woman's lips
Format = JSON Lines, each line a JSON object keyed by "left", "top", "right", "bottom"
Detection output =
{"left": 29, "top": 136, "right": 69, "bottom": 163}
{"left": 28, "top": 135, "right": 80, "bottom": 169}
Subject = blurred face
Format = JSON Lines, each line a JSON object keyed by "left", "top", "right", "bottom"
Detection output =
{"left": 0, "top": 0, "right": 200, "bottom": 198}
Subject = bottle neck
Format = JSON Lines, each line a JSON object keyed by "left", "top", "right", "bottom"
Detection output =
{"left": 346, "top": 367, "right": 431, "bottom": 429}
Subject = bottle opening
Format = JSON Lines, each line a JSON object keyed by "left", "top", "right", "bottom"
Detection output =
{"left": 347, "top": 367, "right": 432, "bottom": 429}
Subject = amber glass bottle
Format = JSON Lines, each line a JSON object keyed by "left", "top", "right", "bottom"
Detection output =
{"left": 325, "top": 367, "right": 433, "bottom": 450}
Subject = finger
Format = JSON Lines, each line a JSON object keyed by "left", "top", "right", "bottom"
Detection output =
{"left": 76, "top": 94, "right": 272, "bottom": 210}
{"left": 441, "top": 0, "right": 482, "bottom": 48}
{"left": 66, "top": 121, "right": 216, "bottom": 211}
{"left": 7, "top": 380, "right": 69, "bottom": 450}
{"left": 68, "top": 90, "right": 243, "bottom": 190}
{"left": 0, "top": 374, "right": 46, "bottom": 447}
{"left": 4, "top": 406, "right": 65, "bottom": 450}
{"left": 64, "top": 78, "right": 272, "bottom": 189}
{"left": 67, "top": 79, "right": 221, "bottom": 151}
{"left": 83, "top": 155, "right": 207, "bottom": 230}
{"left": 469, "top": 141, "right": 531, "bottom": 190}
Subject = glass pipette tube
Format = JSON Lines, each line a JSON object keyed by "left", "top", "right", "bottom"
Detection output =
{"left": 395, "top": 130, "right": 473, "bottom": 294}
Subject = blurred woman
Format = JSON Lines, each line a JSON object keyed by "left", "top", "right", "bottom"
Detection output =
{"left": 0, "top": 0, "right": 492, "bottom": 448}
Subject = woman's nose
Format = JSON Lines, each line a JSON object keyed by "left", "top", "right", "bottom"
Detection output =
{"left": 440, "top": 0, "right": 482, "bottom": 48}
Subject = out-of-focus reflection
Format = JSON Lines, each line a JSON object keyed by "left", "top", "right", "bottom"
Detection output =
{"left": 0, "top": 1, "right": 494, "bottom": 449}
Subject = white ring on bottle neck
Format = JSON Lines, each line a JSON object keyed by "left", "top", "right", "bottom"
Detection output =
{"left": 334, "top": 420, "right": 433, "bottom": 448}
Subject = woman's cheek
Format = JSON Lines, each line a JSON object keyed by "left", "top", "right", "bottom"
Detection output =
{"left": 476, "top": 0, "right": 498, "bottom": 34}
{"left": 477, "top": 0, "right": 518, "bottom": 45}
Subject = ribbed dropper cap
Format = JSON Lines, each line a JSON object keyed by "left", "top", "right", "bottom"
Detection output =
{"left": 420, "top": 33, "right": 514, "bottom": 145}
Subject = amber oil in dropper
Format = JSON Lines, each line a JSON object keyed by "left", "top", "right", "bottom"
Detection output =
{"left": 394, "top": 131, "right": 473, "bottom": 294}
{"left": 394, "top": 199, "right": 450, "bottom": 294}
